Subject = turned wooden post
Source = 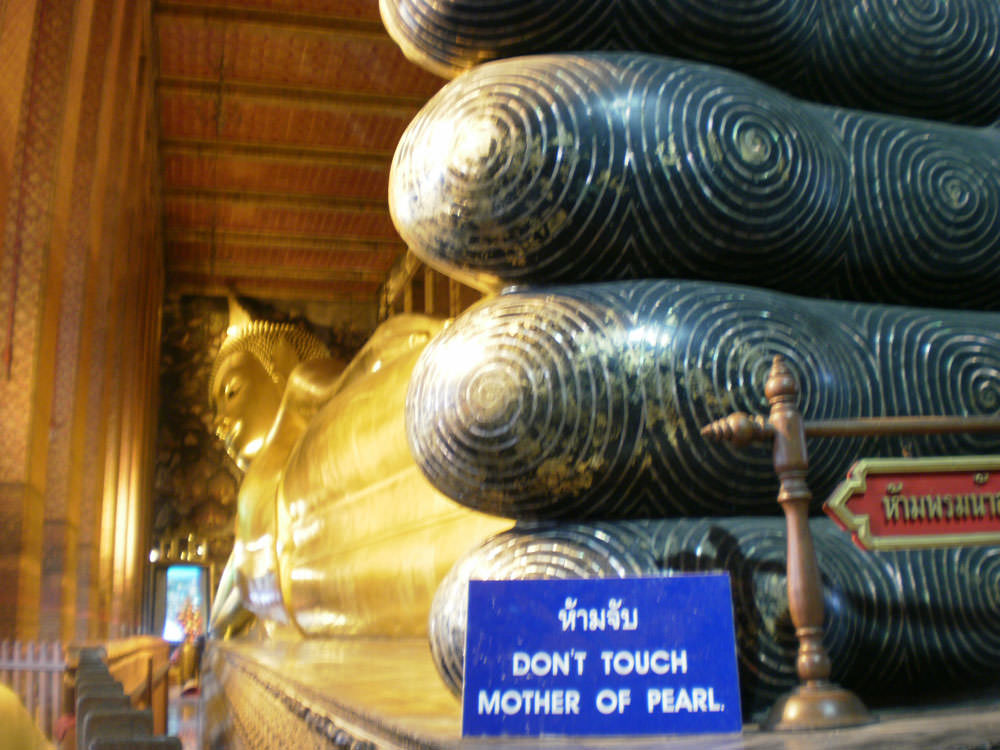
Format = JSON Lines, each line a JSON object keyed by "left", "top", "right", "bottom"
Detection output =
{"left": 701, "top": 356, "right": 1000, "bottom": 728}
{"left": 760, "top": 356, "right": 871, "bottom": 730}
{"left": 766, "top": 358, "right": 830, "bottom": 685}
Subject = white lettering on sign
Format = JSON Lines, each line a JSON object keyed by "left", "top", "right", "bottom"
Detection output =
{"left": 646, "top": 687, "right": 725, "bottom": 713}
{"left": 599, "top": 649, "right": 688, "bottom": 675}
{"left": 595, "top": 688, "right": 632, "bottom": 714}
{"left": 512, "top": 650, "right": 587, "bottom": 677}
{"left": 478, "top": 689, "right": 581, "bottom": 716}
{"left": 558, "top": 597, "right": 639, "bottom": 631}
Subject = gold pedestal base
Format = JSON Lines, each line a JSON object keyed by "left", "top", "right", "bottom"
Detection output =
{"left": 763, "top": 681, "right": 875, "bottom": 731}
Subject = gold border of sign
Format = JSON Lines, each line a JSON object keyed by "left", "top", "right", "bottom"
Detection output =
{"left": 824, "top": 455, "right": 1000, "bottom": 550}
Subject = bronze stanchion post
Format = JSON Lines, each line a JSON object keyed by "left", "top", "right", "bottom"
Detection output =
{"left": 703, "top": 356, "right": 873, "bottom": 730}
{"left": 759, "top": 356, "right": 872, "bottom": 730}
{"left": 702, "top": 355, "right": 1000, "bottom": 728}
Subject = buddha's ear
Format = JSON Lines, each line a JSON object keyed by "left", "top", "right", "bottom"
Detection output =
{"left": 270, "top": 336, "right": 301, "bottom": 384}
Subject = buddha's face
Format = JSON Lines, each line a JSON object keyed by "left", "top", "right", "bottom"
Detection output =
{"left": 211, "top": 351, "right": 283, "bottom": 470}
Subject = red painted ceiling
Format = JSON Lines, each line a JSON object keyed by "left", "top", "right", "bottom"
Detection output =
{"left": 153, "top": 0, "right": 445, "bottom": 303}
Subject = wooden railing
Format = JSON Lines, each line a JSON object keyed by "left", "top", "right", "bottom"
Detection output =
{"left": 67, "top": 637, "right": 171, "bottom": 735}
{"left": 65, "top": 638, "right": 175, "bottom": 750}
{"left": 0, "top": 640, "right": 66, "bottom": 739}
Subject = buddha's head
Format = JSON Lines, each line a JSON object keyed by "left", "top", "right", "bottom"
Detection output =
{"left": 210, "top": 306, "right": 329, "bottom": 470}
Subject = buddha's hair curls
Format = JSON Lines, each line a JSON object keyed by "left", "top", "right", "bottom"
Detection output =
{"left": 209, "top": 319, "right": 329, "bottom": 400}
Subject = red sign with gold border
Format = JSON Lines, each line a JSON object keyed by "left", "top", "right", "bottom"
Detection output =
{"left": 823, "top": 456, "right": 1000, "bottom": 551}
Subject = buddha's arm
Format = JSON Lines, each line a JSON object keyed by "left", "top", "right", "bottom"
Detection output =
{"left": 264, "top": 321, "right": 442, "bottom": 460}
{"left": 331, "top": 313, "right": 445, "bottom": 392}
{"left": 279, "top": 359, "right": 348, "bottom": 431}
{"left": 286, "top": 358, "right": 348, "bottom": 406}
{"left": 211, "top": 358, "right": 347, "bottom": 637}
{"left": 255, "top": 358, "right": 348, "bottom": 469}
{"left": 276, "top": 346, "right": 510, "bottom": 636}
{"left": 209, "top": 552, "right": 253, "bottom": 637}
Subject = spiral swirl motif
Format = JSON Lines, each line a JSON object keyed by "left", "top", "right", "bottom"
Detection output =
{"left": 406, "top": 291, "right": 646, "bottom": 518}
{"left": 391, "top": 53, "right": 1000, "bottom": 308}
{"left": 391, "top": 56, "right": 631, "bottom": 285}
{"left": 647, "top": 519, "right": 917, "bottom": 710}
{"left": 639, "top": 282, "right": 879, "bottom": 516}
{"left": 914, "top": 546, "right": 1000, "bottom": 683}
{"left": 428, "top": 522, "right": 658, "bottom": 694}
{"left": 851, "top": 306, "right": 1000, "bottom": 456}
{"left": 839, "top": 113, "right": 1000, "bottom": 307}
{"left": 379, "top": 0, "right": 615, "bottom": 79}
{"left": 815, "top": 1, "right": 1000, "bottom": 125}
{"left": 624, "top": 0, "right": 814, "bottom": 83}
{"left": 381, "top": 0, "right": 1000, "bottom": 125}
{"left": 634, "top": 58, "right": 850, "bottom": 288}
{"left": 407, "top": 280, "right": 1000, "bottom": 520}
{"left": 429, "top": 519, "right": 1000, "bottom": 716}
{"left": 649, "top": 518, "right": 802, "bottom": 712}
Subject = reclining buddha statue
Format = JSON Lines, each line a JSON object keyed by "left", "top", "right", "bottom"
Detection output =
{"left": 207, "top": 300, "right": 508, "bottom": 638}
{"left": 376, "top": 0, "right": 1000, "bottom": 721}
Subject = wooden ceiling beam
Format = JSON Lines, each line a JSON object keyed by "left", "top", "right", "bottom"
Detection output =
{"left": 159, "top": 139, "right": 391, "bottom": 167}
{"left": 157, "top": 75, "right": 426, "bottom": 112}
{"left": 165, "top": 273, "right": 381, "bottom": 303}
{"left": 162, "top": 186, "right": 388, "bottom": 211}
{"left": 154, "top": 1, "right": 386, "bottom": 37}
{"left": 152, "top": 1, "right": 427, "bottom": 306}
{"left": 164, "top": 234, "right": 401, "bottom": 274}
{"left": 166, "top": 258, "right": 387, "bottom": 284}
{"left": 165, "top": 227, "right": 402, "bottom": 249}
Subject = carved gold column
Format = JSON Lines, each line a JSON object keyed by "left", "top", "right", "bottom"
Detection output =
{"left": 69, "top": 0, "right": 128, "bottom": 642}
{"left": 37, "top": 0, "right": 104, "bottom": 643}
{"left": 0, "top": 0, "right": 161, "bottom": 642}
{"left": 0, "top": 0, "right": 76, "bottom": 641}
{"left": 0, "top": 0, "right": 40, "bottom": 640}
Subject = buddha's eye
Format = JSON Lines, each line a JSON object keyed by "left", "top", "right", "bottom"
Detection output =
{"left": 224, "top": 380, "right": 241, "bottom": 401}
